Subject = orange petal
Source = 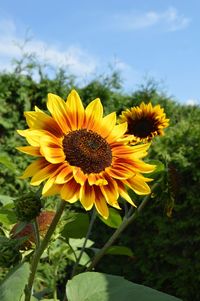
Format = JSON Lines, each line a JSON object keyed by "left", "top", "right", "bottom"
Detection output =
{"left": 79, "top": 181, "right": 94, "bottom": 210}
{"left": 66, "top": 90, "right": 85, "bottom": 130}
{"left": 16, "top": 146, "right": 41, "bottom": 157}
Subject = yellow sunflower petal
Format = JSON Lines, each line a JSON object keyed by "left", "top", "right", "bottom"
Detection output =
{"left": 47, "top": 93, "right": 71, "bottom": 133}
{"left": 73, "top": 167, "right": 87, "bottom": 185}
{"left": 117, "top": 181, "right": 137, "bottom": 207}
{"left": 30, "top": 164, "right": 61, "bottom": 186}
{"left": 66, "top": 89, "right": 85, "bottom": 130}
{"left": 16, "top": 146, "right": 41, "bottom": 157}
{"left": 24, "top": 110, "right": 62, "bottom": 137}
{"left": 96, "top": 112, "right": 116, "bottom": 138}
{"left": 100, "top": 175, "right": 119, "bottom": 207}
{"left": 20, "top": 159, "right": 48, "bottom": 179}
{"left": 79, "top": 181, "right": 94, "bottom": 210}
{"left": 42, "top": 183, "right": 62, "bottom": 197}
{"left": 84, "top": 98, "right": 103, "bottom": 130}
{"left": 40, "top": 135, "right": 65, "bottom": 164}
{"left": 60, "top": 179, "right": 80, "bottom": 203}
{"left": 94, "top": 188, "right": 109, "bottom": 219}
{"left": 88, "top": 173, "right": 108, "bottom": 186}
{"left": 125, "top": 174, "right": 151, "bottom": 195}
{"left": 55, "top": 165, "right": 73, "bottom": 184}
{"left": 106, "top": 122, "right": 127, "bottom": 144}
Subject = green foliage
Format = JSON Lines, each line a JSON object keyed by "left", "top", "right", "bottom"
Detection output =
{"left": 0, "top": 262, "right": 30, "bottom": 301}
{"left": 67, "top": 272, "right": 182, "bottom": 301}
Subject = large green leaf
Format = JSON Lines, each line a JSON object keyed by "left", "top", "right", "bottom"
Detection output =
{"left": 0, "top": 195, "right": 14, "bottom": 206}
{"left": 61, "top": 213, "right": 89, "bottom": 240}
{"left": 106, "top": 246, "right": 133, "bottom": 257}
{"left": 99, "top": 208, "right": 122, "bottom": 229}
{"left": 0, "top": 262, "right": 30, "bottom": 301}
{"left": 66, "top": 272, "right": 182, "bottom": 301}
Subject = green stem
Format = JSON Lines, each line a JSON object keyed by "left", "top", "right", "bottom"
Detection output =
{"left": 24, "top": 200, "right": 66, "bottom": 301}
{"left": 87, "top": 183, "right": 158, "bottom": 271}
{"left": 32, "top": 219, "right": 40, "bottom": 248}
{"left": 71, "top": 208, "right": 97, "bottom": 278}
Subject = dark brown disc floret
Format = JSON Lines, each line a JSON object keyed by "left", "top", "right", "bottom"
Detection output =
{"left": 127, "top": 116, "right": 157, "bottom": 138}
{"left": 62, "top": 129, "right": 112, "bottom": 174}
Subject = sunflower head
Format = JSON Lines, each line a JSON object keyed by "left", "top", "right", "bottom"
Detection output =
{"left": 119, "top": 102, "right": 169, "bottom": 143}
{"left": 17, "top": 90, "right": 155, "bottom": 219}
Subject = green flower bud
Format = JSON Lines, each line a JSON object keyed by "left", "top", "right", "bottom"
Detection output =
{"left": 14, "top": 191, "right": 42, "bottom": 222}
{"left": 0, "top": 236, "right": 22, "bottom": 268}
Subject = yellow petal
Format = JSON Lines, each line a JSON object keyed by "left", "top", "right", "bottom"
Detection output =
{"left": 79, "top": 181, "right": 94, "bottom": 210}
{"left": 88, "top": 173, "right": 108, "bottom": 186}
{"left": 73, "top": 167, "right": 87, "bottom": 185}
{"left": 47, "top": 93, "right": 71, "bottom": 134}
{"left": 60, "top": 179, "right": 80, "bottom": 203}
{"left": 24, "top": 110, "right": 62, "bottom": 137}
{"left": 100, "top": 176, "right": 119, "bottom": 206}
{"left": 94, "top": 188, "right": 109, "bottom": 219}
{"left": 106, "top": 122, "right": 127, "bottom": 144}
{"left": 20, "top": 159, "right": 48, "bottom": 179}
{"left": 117, "top": 181, "right": 137, "bottom": 207}
{"left": 30, "top": 164, "right": 61, "bottom": 186}
{"left": 16, "top": 146, "right": 41, "bottom": 157}
{"left": 66, "top": 90, "right": 85, "bottom": 130}
{"left": 40, "top": 135, "right": 65, "bottom": 164}
{"left": 125, "top": 174, "right": 151, "bottom": 195}
{"left": 96, "top": 112, "right": 116, "bottom": 138}
{"left": 84, "top": 98, "right": 103, "bottom": 130}
{"left": 55, "top": 165, "right": 73, "bottom": 184}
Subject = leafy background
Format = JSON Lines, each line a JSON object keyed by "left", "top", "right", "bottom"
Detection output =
{"left": 0, "top": 55, "right": 199, "bottom": 301}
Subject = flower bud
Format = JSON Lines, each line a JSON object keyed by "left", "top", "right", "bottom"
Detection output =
{"left": 14, "top": 192, "right": 42, "bottom": 222}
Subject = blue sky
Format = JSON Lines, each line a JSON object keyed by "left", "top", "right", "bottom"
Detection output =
{"left": 0, "top": 0, "right": 199, "bottom": 104}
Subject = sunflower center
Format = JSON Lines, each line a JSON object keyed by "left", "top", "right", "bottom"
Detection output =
{"left": 62, "top": 129, "right": 112, "bottom": 174}
{"left": 128, "top": 118, "right": 156, "bottom": 138}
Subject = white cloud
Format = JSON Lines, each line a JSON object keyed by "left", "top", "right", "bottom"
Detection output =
{"left": 113, "top": 7, "right": 190, "bottom": 32}
{"left": 0, "top": 18, "right": 98, "bottom": 77}
{"left": 185, "top": 98, "right": 199, "bottom": 106}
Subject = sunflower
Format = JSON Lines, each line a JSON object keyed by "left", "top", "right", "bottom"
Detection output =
{"left": 119, "top": 102, "right": 169, "bottom": 143}
{"left": 17, "top": 90, "right": 155, "bottom": 219}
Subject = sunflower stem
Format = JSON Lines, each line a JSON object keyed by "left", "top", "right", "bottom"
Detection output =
{"left": 32, "top": 219, "right": 40, "bottom": 248}
{"left": 71, "top": 208, "right": 97, "bottom": 278}
{"left": 24, "top": 200, "right": 66, "bottom": 301}
{"left": 87, "top": 183, "right": 158, "bottom": 271}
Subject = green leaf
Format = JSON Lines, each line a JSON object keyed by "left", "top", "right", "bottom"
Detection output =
{"left": 146, "top": 160, "right": 165, "bottom": 178}
{"left": 99, "top": 208, "right": 122, "bottom": 229}
{"left": 0, "top": 195, "right": 14, "bottom": 206}
{"left": 0, "top": 155, "right": 16, "bottom": 171}
{"left": 0, "top": 262, "right": 30, "bottom": 301}
{"left": 0, "top": 208, "right": 17, "bottom": 225}
{"left": 61, "top": 213, "right": 89, "bottom": 239}
{"left": 106, "top": 246, "right": 133, "bottom": 257}
{"left": 66, "top": 272, "right": 182, "bottom": 301}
